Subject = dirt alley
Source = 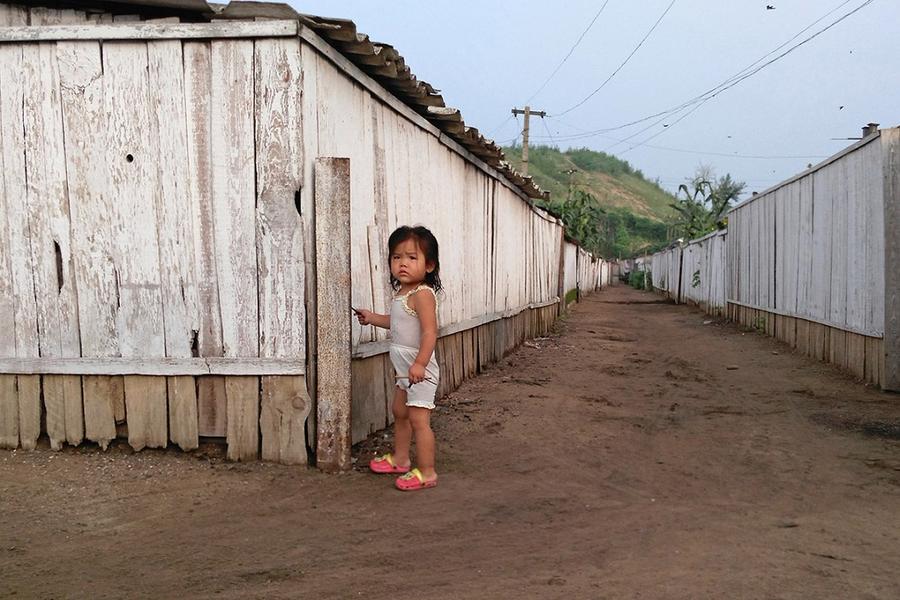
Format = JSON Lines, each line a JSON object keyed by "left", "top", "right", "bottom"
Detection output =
{"left": 2, "top": 285, "right": 899, "bottom": 599}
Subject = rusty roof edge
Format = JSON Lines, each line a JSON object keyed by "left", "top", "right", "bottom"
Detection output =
{"left": 293, "top": 9, "right": 550, "bottom": 204}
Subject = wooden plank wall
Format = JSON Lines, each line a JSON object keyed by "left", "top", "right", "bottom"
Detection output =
{"left": 0, "top": 18, "right": 310, "bottom": 461}
{"left": 300, "top": 45, "right": 606, "bottom": 444}
{"left": 651, "top": 246, "right": 683, "bottom": 300}
{"left": 881, "top": 129, "right": 900, "bottom": 391}
{"left": 645, "top": 136, "right": 892, "bottom": 387}
{"left": 679, "top": 231, "right": 727, "bottom": 315}
{"left": 727, "top": 134, "right": 886, "bottom": 386}
{"left": 651, "top": 251, "right": 671, "bottom": 296}
{"left": 563, "top": 243, "right": 578, "bottom": 300}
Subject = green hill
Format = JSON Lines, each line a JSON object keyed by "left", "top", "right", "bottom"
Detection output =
{"left": 503, "top": 145, "right": 675, "bottom": 257}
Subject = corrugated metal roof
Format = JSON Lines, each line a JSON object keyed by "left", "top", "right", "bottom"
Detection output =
{"left": 16, "top": 0, "right": 549, "bottom": 201}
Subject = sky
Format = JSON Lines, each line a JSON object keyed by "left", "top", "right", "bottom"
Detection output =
{"left": 292, "top": 0, "right": 899, "bottom": 199}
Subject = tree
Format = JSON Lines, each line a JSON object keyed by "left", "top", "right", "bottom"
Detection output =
{"left": 670, "top": 167, "right": 745, "bottom": 239}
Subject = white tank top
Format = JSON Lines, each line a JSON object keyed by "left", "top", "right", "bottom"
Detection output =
{"left": 390, "top": 284, "right": 437, "bottom": 349}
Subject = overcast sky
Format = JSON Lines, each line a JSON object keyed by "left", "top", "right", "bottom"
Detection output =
{"left": 293, "top": 0, "right": 899, "bottom": 199}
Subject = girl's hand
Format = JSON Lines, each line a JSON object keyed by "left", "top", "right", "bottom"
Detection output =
{"left": 355, "top": 308, "right": 374, "bottom": 326}
{"left": 408, "top": 363, "right": 427, "bottom": 385}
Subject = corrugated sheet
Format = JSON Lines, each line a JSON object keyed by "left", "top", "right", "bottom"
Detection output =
{"left": 10, "top": 0, "right": 548, "bottom": 201}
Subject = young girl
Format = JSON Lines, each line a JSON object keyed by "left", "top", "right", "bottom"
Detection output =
{"left": 355, "top": 225, "right": 441, "bottom": 491}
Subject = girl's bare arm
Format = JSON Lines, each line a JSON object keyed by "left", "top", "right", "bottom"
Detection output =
{"left": 355, "top": 309, "right": 390, "bottom": 329}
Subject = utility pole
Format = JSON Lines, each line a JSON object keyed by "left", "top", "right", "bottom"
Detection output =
{"left": 511, "top": 106, "right": 546, "bottom": 176}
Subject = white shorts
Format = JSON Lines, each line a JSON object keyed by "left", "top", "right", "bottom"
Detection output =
{"left": 389, "top": 344, "right": 440, "bottom": 410}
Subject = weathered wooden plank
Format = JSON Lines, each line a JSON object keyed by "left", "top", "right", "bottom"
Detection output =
{"left": 57, "top": 40, "right": 124, "bottom": 450}
{"left": 225, "top": 376, "right": 259, "bottom": 461}
{"left": 845, "top": 148, "right": 866, "bottom": 335}
{"left": 19, "top": 42, "right": 74, "bottom": 338}
{"left": 124, "top": 376, "right": 167, "bottom": 450}
{"left": 829, "top": 160, "right": 849, "bottom": 330}
{"left": 148, "top": 39, "right": 199, "bottom": 359}
{"left": 16, "top": 376, "right": 40, "bottom": 450}
{"left": 0, "top": 357, "right": 306, "bottom": 376}
{"left": 0, "top": 32, "right": 17, "bottom": 449}
{"left": 351, "top": 355, "right": 387, "bottom": 444}
{"left": 0, "top": 20, "right": 299, "bottom": 42}
{"left": 211, "top": 39, "right": 258, "bottom": 359}
{"left": 255, "top": 37, "right": 305, "bottom": 362}
{"left": 298, "top": 43, "right": 320, "bottom": 448}
{"left": 104, "top": 41, "right": 168, "bottom": 446}
{"left": 260, "top": 375, "right": 310, "bottom": 464}
{"left": 882, "top": 129, "right": 900, "bottom": 391}
{"left": 22, "top": 40, "right": 84, "bottom": 447}
{"left": 0, "top": 375, "right": 17, "bottom": 448}
{"left": 167, "top": 376, "right": 198, "bottom": 451}
{"left": 315, "top": 157, "right": 352, "bottom": 472}
{"left": 847, "top": 332, "right": 866, "bottom": 380}
{"left": 82, "top": 375, "right": 119, "bottom": 450}
{"left": 62, "top": 375, "right": 84, "bottom": 446}
{"left": 29, "top": 6, "right": 85, "bottom": 26}
{"left": 184, "top": 41, "right": 226, "bottom": 437}
{"left": 103, "top": 41, "right": 166, "bottom": 357}
{"left": 0, "top": 11, "right": 18, "bottom": 454}
{"left": 196, "top": 378, "right": 225, "bottom": 437}
{"left": 0, "top": 12, "right": 40, "bottom": 451}
{"left": 0, "top": 4, "right": 28, "bottom": 26}
{"left": 43, "top": 375, "right": 67, "bottom": 450}
{"left": 149, "top": 40, "right": 201, "bottom": 450}
{"left": 865, "top": 336, "right": 883, "bottom": 387}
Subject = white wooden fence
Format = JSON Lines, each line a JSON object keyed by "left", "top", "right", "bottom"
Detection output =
{"left": 0, "top": 3, "right": 613, "bottom": 463}
{"left": 656, "top": 230, "right": 729, "bottom": 313}
{"left": 727, "top": 130, "right": 898, "bottom": 389}
{"left": 646, "top": 128, "right": 899, "bottom": 390}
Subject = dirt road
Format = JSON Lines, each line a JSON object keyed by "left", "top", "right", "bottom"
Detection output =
{"left": 2, "top": 285, "right": 899, "bottom": 599}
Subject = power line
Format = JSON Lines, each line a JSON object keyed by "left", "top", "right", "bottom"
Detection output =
{"left": 547, "top": 0, "right": 872, "bottom": 137}
{"left": 524, "top": 0, "right": 613, "bottom": 105}
{"left": 556, "top": 0, "right": 678, "bottom": 117}
{"left": 541, "top": 117, "right": 559, "bottom": 148}
{"left": 614, "top": 0, "right": 875, "bottom": 154}
{"left": 534, "top": 116, "right": 828, "bottom": 160}
{"left": 486, "top": 113, "right": 514, "bottom": 139}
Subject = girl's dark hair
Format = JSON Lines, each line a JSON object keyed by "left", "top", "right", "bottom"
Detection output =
{"left": 388, "top": 225, "right": 443, "bottom": 292}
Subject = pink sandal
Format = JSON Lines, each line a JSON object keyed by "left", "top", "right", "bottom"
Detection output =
{"left": 369, "top": 453, "right": 410, "bottom": 474}
{"left": 395, "top": 468, "right": 438, "bottom": 491}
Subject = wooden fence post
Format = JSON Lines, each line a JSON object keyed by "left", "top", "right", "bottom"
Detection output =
{"left": 314, "top": 157, "right": 352, "bottom": 471}
{"left": 557, "top": 227, "right": 566, "bottom": 315}
{"left": 883, "top": 129, "right": 900, "bottom": 392}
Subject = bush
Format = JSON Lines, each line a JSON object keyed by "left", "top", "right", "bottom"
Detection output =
{"left": 629, "top": 271, "right": 646, "bottom": 290}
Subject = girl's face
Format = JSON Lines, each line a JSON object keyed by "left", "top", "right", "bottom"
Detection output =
{"left": 390, "top": 237, "right": 433, "bottom": 287}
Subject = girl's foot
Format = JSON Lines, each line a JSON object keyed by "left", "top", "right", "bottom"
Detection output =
{"left": 395, "top": 468, "right": 438, "bottom": 491}
{"left": 369, "top": 453, "right": 410, "bottom": 474}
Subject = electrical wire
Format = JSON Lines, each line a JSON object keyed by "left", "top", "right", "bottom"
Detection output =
{"left": 535, "top": 116, "right": 828, "bottom": 159}
{"left": 486, "top": 113, "right": 514, "bottom": 139}
{"left": 546, "top": 0, "right": 871, "bottom": 137}
{"left": 614, "top": 0, "right": 875, "bottom": 155}
{"left": 541, "top": 117, "right": 559, "bottom": 148}
{"left": 524, "top": 0, "right": 613, "bottom": 105}
{"left": 556, "top": 0, "right": 678, "bottom": 117}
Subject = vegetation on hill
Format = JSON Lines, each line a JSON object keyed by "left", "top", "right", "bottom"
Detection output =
{"left": 501, "top": 146, "right": 746, "bottom": 259}
{"left": 502, "top": 145, "right": 674, "bottom": 258}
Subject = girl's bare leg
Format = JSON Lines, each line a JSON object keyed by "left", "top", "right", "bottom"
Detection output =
{"left": 391, "top": 388, "right": 411, "bottom": 468}
{"left": 409, "top": 407, "right": 436, "bottom": 481}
